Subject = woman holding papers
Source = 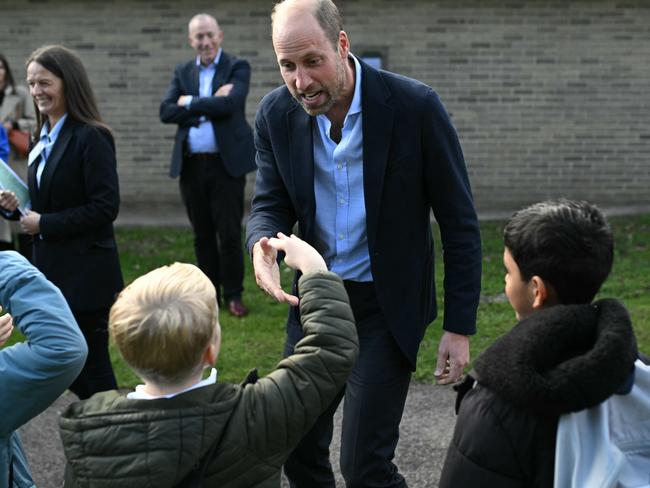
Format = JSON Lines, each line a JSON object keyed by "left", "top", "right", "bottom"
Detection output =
{"left": 0, "top": 45, "right": 123, "bottom": 399}
{"left": 0, "top": 53, "right": 35, "bottom": 255}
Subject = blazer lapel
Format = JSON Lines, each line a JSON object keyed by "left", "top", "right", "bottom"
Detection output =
{"left": 38, "top": 119, "right": 74, "bottom": 208}
{"left": 361, "top": 61, "right": 393, "bottom": 251}
{"left": 190, "top": 62, "right": 200, "bottom": 95}
{"left": 27, "top": 155, "right": 39, "bottom": 209}
{"left": 212, "top": 52, "right": 229, "bottom": 93}
{"left": 287, "top": 104, "right": 316, "bottom": 241}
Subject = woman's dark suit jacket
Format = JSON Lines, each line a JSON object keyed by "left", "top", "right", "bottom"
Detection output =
{"left": 26, "top": 117, "right": 123, "bottom": 311}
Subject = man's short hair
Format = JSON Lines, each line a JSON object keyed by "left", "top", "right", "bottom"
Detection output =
{"left": 109, "top": 263, "right": 219, "bottom": 387}
{"left": 504, "top": 199, "right": 614, "bottom": 304}
{"left": 272, "top": 0, "right": 343, "bottom": 50}
{"left": 188, "top": 13, "right": 219, "bottom": 34}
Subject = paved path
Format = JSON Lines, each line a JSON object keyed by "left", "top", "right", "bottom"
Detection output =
{"left": 19, "top": 383, "right": 457, "bottom": 488}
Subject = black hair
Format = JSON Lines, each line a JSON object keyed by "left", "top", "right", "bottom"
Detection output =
{"left": 0, "top": 53, "right": 16, "bottom": 91}
{"left": 504, "top": 199, "right": 613, "bottom": 304}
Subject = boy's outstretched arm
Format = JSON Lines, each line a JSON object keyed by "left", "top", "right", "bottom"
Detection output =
{"left": 234, "top": 234, "right": 359, "bottom": 460}
{"left": 0, "top": 252, "right": 88, "bottom": 437}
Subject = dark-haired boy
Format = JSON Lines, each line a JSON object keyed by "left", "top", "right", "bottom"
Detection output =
{"left": 440, "top": 199, "right": 648, "bottom": 487}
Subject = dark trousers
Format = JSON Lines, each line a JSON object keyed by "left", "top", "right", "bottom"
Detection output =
{"left": 69, "top": 308, "right": 117, "bottom": 400}
{"left": 284, "top": 281, "right": 412, "bottom": 488}
{"left": 179, "top": 153, "right": 245, "bottom": 304}
{"left": 0, "top": 234, "right": 33, "bottom": 261}
{"left": 16, "top": 233, "right": 33, "bottom": 262}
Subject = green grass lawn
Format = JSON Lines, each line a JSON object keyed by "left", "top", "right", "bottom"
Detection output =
{"left": 3, "top": 214, "right": 649, "bottom": 387}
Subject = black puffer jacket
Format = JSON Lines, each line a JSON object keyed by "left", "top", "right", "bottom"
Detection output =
{"left": 439, "top": 299, "right": 638, "bottom": 488}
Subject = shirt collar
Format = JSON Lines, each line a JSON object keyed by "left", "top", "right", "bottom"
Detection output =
{"left": 127, "top": 368, "right": 219, "bottom": 400}
{"left": 40, "top": 113, "right": 68, "bottom": 141}
{"left": 195, "top": 49, "right": 222, "bottom": 69}
{"left": 347, "top": 53, "right": 362, "bottom": 116}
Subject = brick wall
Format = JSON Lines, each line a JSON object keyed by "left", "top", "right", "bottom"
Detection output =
{"left": 1, "top": 0, "right": 648, "bottom": 221}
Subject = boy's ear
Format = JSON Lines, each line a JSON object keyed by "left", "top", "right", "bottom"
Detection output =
{"left": 203, "top": 343, "right": 219, "bottom": 366}
{"left": 530, "top": 275, "right": 550, "bottom": 310}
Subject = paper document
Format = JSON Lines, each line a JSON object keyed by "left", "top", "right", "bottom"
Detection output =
{"left": 0, "top": 158, "right": 30, "bottom": 215}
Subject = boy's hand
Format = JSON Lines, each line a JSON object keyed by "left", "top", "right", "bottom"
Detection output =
{"left": 0, "top": 309, "right": 14, "bottom": 346}
{"left": 267, "top": 233, "right": 327, "bottom": 274}
{"left": 253, "top": 236, "right": 299, "bottom": 306}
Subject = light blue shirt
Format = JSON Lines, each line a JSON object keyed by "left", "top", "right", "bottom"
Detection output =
{"left": 313, "top": 54, "right": 372, "bottom": 282}
{"left": 36, "top": 113, "right": 68, "bottom": 188}
{"left": 186, "top": 49, "right": 221, "bottom": 153}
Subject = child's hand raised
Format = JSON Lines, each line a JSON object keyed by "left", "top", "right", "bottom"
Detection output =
{"left": 267, "top": 233, "right": 327, "bottom": 274}
{"left": 0, "top": 308, "right": 14, "bottom": 346}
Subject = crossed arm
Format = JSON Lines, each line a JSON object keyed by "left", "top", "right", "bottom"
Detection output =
{"left": 159, "top": 58, "right": 251, "bottom": 126}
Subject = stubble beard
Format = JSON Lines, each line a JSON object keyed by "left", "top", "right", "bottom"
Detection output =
{"left": 293, "top": 57, "right": 347, "bottom": 117}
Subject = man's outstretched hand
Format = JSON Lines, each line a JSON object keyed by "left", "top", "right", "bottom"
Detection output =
{"left": 253, "top": 233, "right": 327, "bottom": 307}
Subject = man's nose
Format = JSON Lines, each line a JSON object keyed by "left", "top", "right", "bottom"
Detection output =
{"left": 295, "top": 67, "right": 312, "bottom": 92}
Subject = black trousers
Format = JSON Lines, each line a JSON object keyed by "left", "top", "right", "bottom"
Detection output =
{"left": 284, "top": 281, "right": 411, "bottom": 488}
{"left": 69, "top": 308, "right": 117, "bottom": 400}
{"left": 179, "top": 153, "right": 245, "bottom": 303}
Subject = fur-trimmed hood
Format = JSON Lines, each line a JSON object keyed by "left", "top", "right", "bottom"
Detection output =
{"left": 474, "top": 299, "right": 637, "bottom": 416}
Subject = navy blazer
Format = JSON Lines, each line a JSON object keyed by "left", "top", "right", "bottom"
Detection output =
{"left": 27, "top": 117, "right": 123, "bottom": 311}
{"left": 159, "top": 51, "right": 256, "bottom": 179}
{"left": 246, "top": 59, "right": 482, "bottom": 368}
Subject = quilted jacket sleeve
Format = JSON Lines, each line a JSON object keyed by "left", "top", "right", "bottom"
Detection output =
{"left": 236, "top": 271, "right": 358, "bottom": 459}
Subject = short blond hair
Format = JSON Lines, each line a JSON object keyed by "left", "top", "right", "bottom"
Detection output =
{"left": 109, "top": 263, "right": 219, "bottom": 387}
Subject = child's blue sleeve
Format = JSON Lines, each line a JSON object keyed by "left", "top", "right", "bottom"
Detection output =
{"left": 0, "top": 252, "right": 88, "bottom": 437}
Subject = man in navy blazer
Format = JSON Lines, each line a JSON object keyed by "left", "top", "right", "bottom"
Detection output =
{"left": 246, "top": 1, "right": 482, "bottom": 486}
{"left": 160, "top": 13, "right": 255, "bottom": 317}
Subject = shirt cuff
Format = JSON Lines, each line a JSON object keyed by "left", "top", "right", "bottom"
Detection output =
{"left": 184, "top": 95, "right": 193, "bottom": 109}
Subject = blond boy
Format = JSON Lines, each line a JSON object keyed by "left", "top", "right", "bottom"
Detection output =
{"left": 60, "top": 233, "right": 359, "bottom": 488}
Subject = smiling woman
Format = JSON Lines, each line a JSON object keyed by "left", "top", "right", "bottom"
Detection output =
{"left": 26, "top": 62, "right": 66, "bottom": 127}
{"left": 0, "top": 45, "right": 124, "bottom": 401}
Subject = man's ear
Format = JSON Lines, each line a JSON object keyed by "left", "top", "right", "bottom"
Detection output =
{"left": 338, "top": 30, "right": 350, "bottom": 58}
{"left": 530, "top": 275, "right": 549, "bottom": 310}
